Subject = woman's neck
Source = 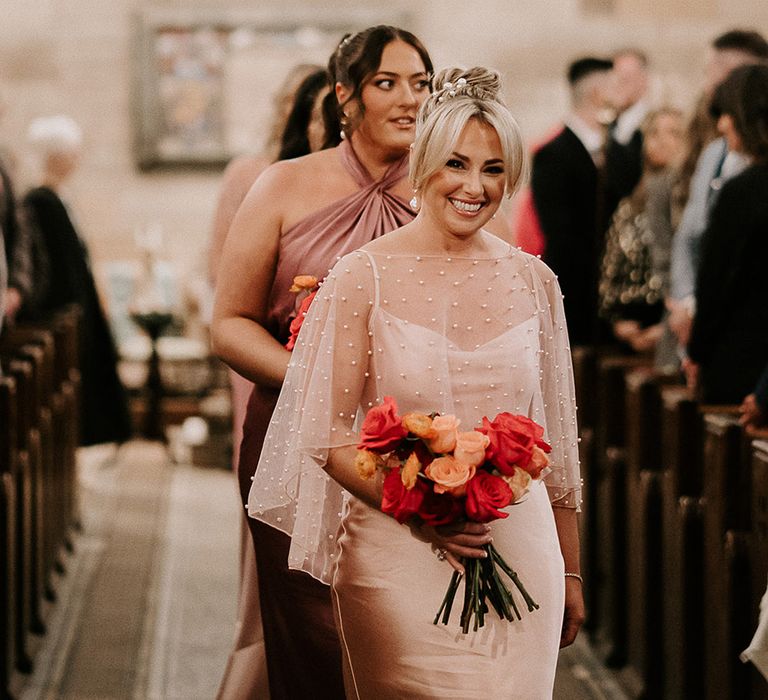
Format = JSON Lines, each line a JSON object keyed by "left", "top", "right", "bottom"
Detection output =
{"left": 402, "top": 214, "right": 502, "bottom": 257}
{"left": 348, "top": 132, "right": 406, "bottom": 182}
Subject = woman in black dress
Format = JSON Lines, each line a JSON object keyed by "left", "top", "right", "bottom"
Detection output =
{"left": 23, "top": 115, "right": 130, "bottom": 445}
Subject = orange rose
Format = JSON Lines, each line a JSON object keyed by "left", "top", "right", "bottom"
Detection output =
{"left": 427, "top": 415, "right": 460, "bottom": 454}
{"left": 289, "top": 275, "right": 319, "bottom": 293}
{"left": 401, "top": 452, "right": 421, "bottom": 490}
{"left": 502, "top": 466, "right": 532, "bottom": 502}
{"left": 402, "top": 413, "right": 436, "bottom": 440}
{"left": 425, "top": 455, "right": 476, "bottom": 496}
{"left": 527, "top": 445, "right": 550, "bottom": 479}
{"left": 355, "top": 449, "right": 383, "bottom": 480}
{"left": 454, "top": 431, "right": 490, "bottom": 468}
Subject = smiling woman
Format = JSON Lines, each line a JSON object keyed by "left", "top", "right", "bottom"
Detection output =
{"left": 248, "top": 67, "right": 584, "bottom": 699}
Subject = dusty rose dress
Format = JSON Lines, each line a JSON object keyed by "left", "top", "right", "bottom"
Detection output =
{"left": 236, "top": 140, "right": 414, "bottom": 700}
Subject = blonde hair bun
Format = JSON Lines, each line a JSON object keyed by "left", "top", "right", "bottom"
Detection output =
{"left": 430, "top": 67, "right": 503, "bottom": 105}
{"left": 410, "top": 65, "right": 527, "bottom": 198}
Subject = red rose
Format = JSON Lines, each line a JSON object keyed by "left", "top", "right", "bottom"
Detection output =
{"left": 358, "top": 396, "right": 408, "bottom": 453}
{"left": 418, "top": 489, "right": 464, "bottom": 526}
{"left": 285, "top": 290, "right": 317, "bottom": 351}
{"left": 478, "top": 413, "right": 551, "bottom": 476}
{"left": 381, "top": 468, "right": 427, "bottom": 523}
{"left": 464, "top": 471, "right": 514, "bottom": 523}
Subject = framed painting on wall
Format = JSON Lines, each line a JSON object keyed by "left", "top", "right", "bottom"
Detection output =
{"left": 131, "top": 7, "right": 408, "bottom": 170}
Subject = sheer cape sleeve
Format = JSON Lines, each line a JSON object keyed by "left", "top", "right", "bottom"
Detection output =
{"left": 247, "top": 248, "right": 582, "bottom": 584}
{"left": 526, "top": 256, "right": 581, "bottom": 509}
{"left": 247, "top": 252, "right": 375, "bottom": 583}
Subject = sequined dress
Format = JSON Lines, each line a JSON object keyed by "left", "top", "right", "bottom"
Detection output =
{"left": 249, "top": 243, "right": 581, "bottom": 699}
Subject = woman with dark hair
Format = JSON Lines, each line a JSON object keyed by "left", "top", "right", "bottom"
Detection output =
{"left": 212, "top": 26, "right": 433, "bottom": 699}
{"left": 686, "top": 64, "right": 768, "bottom": 403}
{"left": 211, "top": 65, "right": 329, "bottom": 700}
{"left": 277, "top": 68, "right": 329, "bottom": 161}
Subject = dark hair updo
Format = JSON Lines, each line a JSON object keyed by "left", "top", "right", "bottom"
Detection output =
{"left": 321, "top": 25, "right": 433, "bottom": 148}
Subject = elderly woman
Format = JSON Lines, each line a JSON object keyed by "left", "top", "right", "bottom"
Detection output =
{"left": 23, "top": 115, "right": 130, "bottom": 445}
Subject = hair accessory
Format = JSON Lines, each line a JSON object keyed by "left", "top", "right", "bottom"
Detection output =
{"left": 436, "top": 76, "right": 468, "bottom": 103}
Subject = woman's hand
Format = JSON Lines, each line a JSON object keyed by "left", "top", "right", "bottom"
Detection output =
{"left": 410, "top": 521, "right": 492, "bottom": 574}
{"left": 560, "top": 576, "right": 585, "bottom": 648}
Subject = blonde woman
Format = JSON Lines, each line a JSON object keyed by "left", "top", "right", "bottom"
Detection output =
{"left": 248, "top": 67, "right": 583, "bottom": 699}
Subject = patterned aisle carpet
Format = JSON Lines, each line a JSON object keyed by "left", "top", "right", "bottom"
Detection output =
{"left": 15, "top": 440, "right": 625, "bottom": 700}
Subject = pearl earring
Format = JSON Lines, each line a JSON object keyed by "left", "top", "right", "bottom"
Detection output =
{"left": 410, "top": 191, "right": 419, "bottom": 210}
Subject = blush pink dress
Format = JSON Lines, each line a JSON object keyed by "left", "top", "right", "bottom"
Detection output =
{"left": 236, "top": 140, "right": 415, "bottom": 700}
{"left": 249, "top": 245, "right": 582, "bottom": 698}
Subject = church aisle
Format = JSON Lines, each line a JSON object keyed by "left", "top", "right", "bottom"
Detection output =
{"left": 16, "top": 441, "right": 625, "bottom": 700}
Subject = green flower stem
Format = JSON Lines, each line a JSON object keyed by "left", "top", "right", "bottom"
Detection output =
{"left": 433, "top": 543, "right": 539, "bottom": 631}
{"left": 433, "top": 570, "right": 462, "bottom": 625}
{"left": 491, "top": 546, "right": 540, "bottom": 612}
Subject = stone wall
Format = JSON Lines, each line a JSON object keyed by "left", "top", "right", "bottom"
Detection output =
{"left": 1, "top": 0, "right": 766, "bottom": 304}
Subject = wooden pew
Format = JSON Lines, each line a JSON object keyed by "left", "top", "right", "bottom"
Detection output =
{"left": 659, "top": 386, "right": 705, "bottom": 700}
{"left": 701, "top": 412, "right": 753, "bottom": 700}
{"left": 0, "top": 376, "right": 19, "bottom": 698}
{"left": 591, "top": 355, "right": 647, "bottom": 666}
{"left": 3, "top": 329, "right": 60, "bottom": 604}
{"left": 747, "top": 439, "right": 768, "bottom": 700}
{"left": 620, "top": 368, "right": 673, "bottom": 698}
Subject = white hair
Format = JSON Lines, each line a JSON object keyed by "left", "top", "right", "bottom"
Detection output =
{"left": 27, "top": 115, "right": 82, "bottom": 156}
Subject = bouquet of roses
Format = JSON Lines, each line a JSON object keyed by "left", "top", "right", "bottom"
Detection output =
{"left": 356, "top": 396, "right": 552, "bottom": 633}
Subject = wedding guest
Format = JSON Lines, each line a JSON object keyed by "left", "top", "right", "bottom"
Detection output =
{"left": 599, "top": 107, "right": 685, "bottom": 354}
{"left": 0, "top": 229, "right": 6, "bottom": 336}
{"left": 668, "top": 29, "right": 768, "bottom": 347}
{"left": 531, "top": 56, "right": 616, "bottom": 345}
{"left": 23, "top": 115, "right": 131, "bottom": 445}
{"left": 0, "top": 153, "right": 34, "bottom": 326}
{"left": 212, "top": 26, "right": 433, "bottom": 699}
{"left": 605, "top": 48, "right": 651, "bottom": 200}
{"left": 740, "top": 364, "right": 768, "bottom": 428}
{"left": 686, "top": 65, "right": 768, "bottom": 404}
{"left": 211, "top": 64, "right": 329, "bottom": 700}
{"left": 247, "top": 66, "right": 583, "bottom": 699}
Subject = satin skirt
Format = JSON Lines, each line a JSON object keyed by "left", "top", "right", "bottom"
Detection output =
{"left": 331, "top": 481, "right": 564, "bottom": 700}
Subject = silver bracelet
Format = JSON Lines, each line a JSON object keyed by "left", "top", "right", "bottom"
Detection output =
{"left": 564, "top": 572, "right": 583, "bottom": 584}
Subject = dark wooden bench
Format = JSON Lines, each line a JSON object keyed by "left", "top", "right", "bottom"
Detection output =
{"left": 659, "top": 385, "right": 705, "bottom": 700}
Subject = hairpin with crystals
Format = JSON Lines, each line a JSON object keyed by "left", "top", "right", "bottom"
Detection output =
{"left": 436, "top": 77, "right": 468, "bottom": 103}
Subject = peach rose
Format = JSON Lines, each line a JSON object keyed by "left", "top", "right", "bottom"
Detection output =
{"left": 454, "top": 431, "right": 491, "bottom": 468}
{"left": 502, "top": 466, "right": 532, "bottom": 502}
{"left": 425, "top": 455, "right": 476, "bottom": 496}
{"left": 401, "top": 452, "right": 422, "bottom": 490}
{"left": 289, "top": 275, "right": 319, "bottom": 292}
{"left": 427, "top": 415, "right": 460, "bottom": 454}
{"left": 526, "top": 445, "right": 550, "bottom": 479}
{"left": 355, "top": 449, "right": 383, "bottom": 480}
{"left": 402, "top": 412, "right": 436, "bottom": 440}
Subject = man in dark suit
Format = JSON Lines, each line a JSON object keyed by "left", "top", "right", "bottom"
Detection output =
{"left": 531, "top": 57, "right": 615, "bottom": 346}
{"left": 605, "top": 48, "right": 651, "bottom": 201}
